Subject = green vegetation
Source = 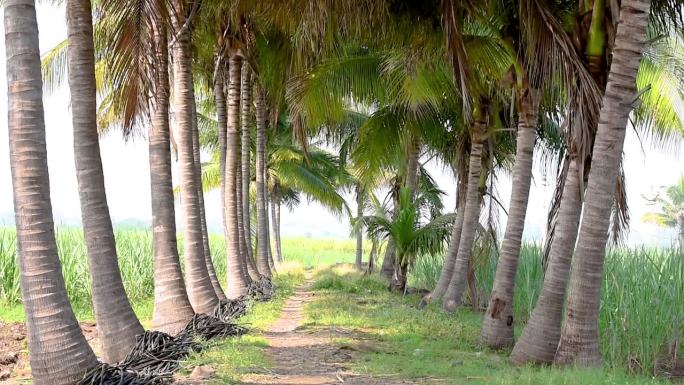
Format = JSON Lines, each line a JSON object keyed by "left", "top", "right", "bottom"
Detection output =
{"left": 306, "top": 267, "right": 673, "bottom": 384}
{"left": 183, "top": 267, "right": 305, "bottom": 383}
{"left": 410, "top": 244, "right": 684, "bottom": 373}
{"left": 1, "top": 225, "right": 681, "bottom": 378}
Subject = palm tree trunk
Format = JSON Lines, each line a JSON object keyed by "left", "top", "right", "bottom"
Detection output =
{"left": 678, "top": 213, "right": 684, "bottom": 249}
{"left": 149, "top": 21, "right": 194, "bottom": 335}
{"left": 442, "top": 104, "right": 488, "bottom": 311}
{"left": 481, "top": 88, "right": 539, "bottom": 348}
{"left": 255, "top": 87, "right": 272, "bottom": 276}
{"left": 241, "top": 62, "right": 255, "bottom": 265}
{"left": 265, "top": 174, "right": 276, "bottom": 271}
{"left": 225, "top": 54, "right": 251, "bottom": 297}
{"left": 270, "top": 197, "right": 284, "bottom": 262}
{"left": 429, "top": 183, "right": 466, "bottom": 302}
{"left": 555, "top": 0, "right": 650, "bottom": 366}
{"left": 355, "top": 184, "right": 364, "bottom": 270}
{"left": 5, "top": 3, "right": 98, "bottom": 382}
{"left": 216, "top": 62, "right": 229, "bottom": 249}
{"left": 510, "top": 157, "right": 583, "bottom": 364}
{"left": 236, "top": 144, "right": 252, "bottom": 279}
{"left": 405, "top": 137, "right": 420, "bottom": 197}
{"left": 275, "top": 200, "right": 283, "bottom": 262}
{"left": 170, "top": 18, "right": 219, "bottom": 314}
{"left": 381, "top": 184, "right": 400, "bottom": 280}
{"left": 66, "top": 0, "right": 143, "bottom": 362}
{"left": 193, "top": 85, "right": 226, "bottom": 302}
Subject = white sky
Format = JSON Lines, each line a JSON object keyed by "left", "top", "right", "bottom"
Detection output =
{"left": 0, "top": 5, "right": 682, "bottom": 246}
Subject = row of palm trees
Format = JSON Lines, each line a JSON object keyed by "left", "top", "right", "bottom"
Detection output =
{"left": 4, "top": 0, "right": 683, "bottom": 384}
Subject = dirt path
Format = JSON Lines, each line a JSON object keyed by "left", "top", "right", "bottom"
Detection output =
{"left": 239, "top": 281, "right": 421, "bottom": 385}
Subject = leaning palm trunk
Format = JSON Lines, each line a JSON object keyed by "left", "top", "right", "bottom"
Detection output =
{"left": 255, "top": 87, "right": 271, "bottom": 276}
{"left": 241, "top": 63, "right": 255, "bottom": 264}
{"left": 5, "top": 3, "right": 99, "bottom": 382}
{"left": 66, "top": 0, "right": 143, "bottom": 362}
{"left": 355, "top": 184, "right": 364, "bottom": 270}
{"left": 149, "top": 22, "right": 194, "bottom": 335}
{"left": 510, "top": 157, "right": 584, "bottom": 363}
{"left": 225, "top": 54, "right": 251, "bottom": 297}
{"left": 170, "top": 20, "right": 219, "bottom": 313}
{"left": 442, "top": 106, "right": 488, "bottom": 311}
{"left": 193, "top": 86, "right": 226, "bottom": 302}
{"left": 555, "top": 0, "right": 650, "bottom": 366}
{"left": 427, "top": 183, "right": 466, "bottom": 302}
{"left": 480, "top": 89, "right": 539, "bottom": 348}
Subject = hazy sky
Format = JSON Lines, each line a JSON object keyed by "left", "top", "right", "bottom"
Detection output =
{"left": 0, "top": 5, "right": 682, "bottom": 246}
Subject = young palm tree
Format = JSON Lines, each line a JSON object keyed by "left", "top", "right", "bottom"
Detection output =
{"left": 5, "top": 1, "right": 98, "bottom": 382}
{"left": 555, "top": 0, "right": 652, "bottom": 366}
{"left": 364, "top": 188, "right": 454, "bottom": 292}
{"left": 66, "top": 0, "right": 143, "bottom": 361}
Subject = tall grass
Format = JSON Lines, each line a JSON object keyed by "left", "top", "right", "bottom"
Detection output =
{"left": 411, "top": 244, "right": 684, "bottom": 373}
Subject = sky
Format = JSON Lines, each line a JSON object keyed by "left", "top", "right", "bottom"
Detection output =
{"left": 0, "top": 5, "right": 682, "bottom": 246}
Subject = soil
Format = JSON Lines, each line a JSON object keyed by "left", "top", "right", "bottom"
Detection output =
{"left": 236, "top": 282, "right": 431, "bottom": 385}
{"left": 0, "top": 321, "right": 99, "bottom": 383}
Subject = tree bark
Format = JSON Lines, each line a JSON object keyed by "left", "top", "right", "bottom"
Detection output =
{"left": 555, "top": 0, "right": 650, "bottom": 366}
{"left": 275, "top": 200, "right": 283, "bottom": 262}
{"left": 480, "top": 88, "right": 538, "bottom": 348}
{"left": 255, "top": 86, "right": 272, "bottom": 276}
{"left": 193, "top": 82, "right": 226, "bottom": 302}
{"left": 510, "top": 157, "right": 583, "bottom": 364}
{"left": 442, "top": 105, "right": 488, "bottom": 311}
{"left": 381, "top": 183, "right": 400, "bottom": 280}
{"left": 225, "top": 54, "right": 251, "bottom": 297}
{"left": 236, "top": 139, "right": 253, "bottom": 279}
{"left": 66, "top": 0, "right": 143, "bottom": 362}
{"left": 355, "top": 184, "right": 364, "bottom": 270}
{"left": 170, "top": 16, "right": 218, "bottom": 313}
{"left": 677, "top": 213, "right": 684, "bottom": 250}
{"left": 428, "top": 157, "right": 468, "bottom": 303}
{"left": 149, "top": 21, "right": 194, "bottom": 335}
{"left": 271, "top": 197, "right": 284, "bottom": 262}
{"left": 5, "top": 2, "right": 99, "bottom": 382}
{"left": 265, "top": 174, "right": 276, "bottom": 271}
{"left": 241, "top": 63, "right": 255, "bottom": 266}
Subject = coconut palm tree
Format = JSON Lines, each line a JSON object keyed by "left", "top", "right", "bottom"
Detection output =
{"left": 66, "top": 0, "right": 143, "bottom": 361}
{"left": 4, "top": 1, "right": 99, "bottom": 382}
{"left": 555, "top": 0, "right": 654, "bottom": 366}
{"left": 643, "top": 177, "right": 684, "bottom": 248}
{"left": 225, "top": 53, "right": 252, "bottom": 296}
{"left": 148, "top": 21, "right": 195, "bottom": 335}
{"left": 364, "top": 187, "right": 454, "bottom": 292}
{"left": 169, "top": 1, "right": 220, "bottom": 313}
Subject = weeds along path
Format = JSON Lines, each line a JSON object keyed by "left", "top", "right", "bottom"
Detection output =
{"left": 239, "top": 276, "right": 424, "bottom": 385}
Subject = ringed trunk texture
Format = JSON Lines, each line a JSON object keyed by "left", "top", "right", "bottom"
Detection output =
{"left": 265, "top": 175, "right": 276, "bottom": 271}
{"left": 509, "top": 157, "right": 583, "bottom": 364}
{"left": 225, "top": 55, "right": 251, "bottom": 297}
{"left": 241, "top": 63, "right": 255, "bottom": 265}
{"left": 381, "top": 185, "right": 400, "bottom": 280}
{"left": 236, "top": 144, "right": 253, "bottom": 279}
{"left": 480, "top": 89, "right": 539, "bottom": 348}
{"left": 429, "top": 170, "right": 467, "bottom": 302}
{"left": 555, "top": 0, "right": 650, "bottom": 366}
{"left": 255, "top": 87, "right": 271, "bottom": 276}
{"left": 170, "top": 23, "right": 218, "bottom": 314}
{"left": 193, "top": 99, "right": 226, "bottom": 302}
{"left": 216, "top": 66, "right": 229, "bottom": 247}
{"left": 149, "top": 23, "right": 194, "bottom": 335}
{"left": 5, "top": 2, "right": 99, "bottom": 382}
{"left": 355, "top": 185, "right": 363, "bottom": 270}
{"left": 442, "top": 109, "right": 488, "bottom": 311}
{"left": 66, "top": 0, "right": 143, "bottom": 362}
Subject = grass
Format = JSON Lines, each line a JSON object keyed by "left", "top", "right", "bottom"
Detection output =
{"left": 305, "top": 267, "right": 672, "bottom": 385}
{"left": 1, "top": 226, "right": 681, "bottom": 378}
{"left": 409, "top": 245, "right": 684, "bottom": 374}
{"left": 182, "top": 265, "right": 305, "bottom": 384}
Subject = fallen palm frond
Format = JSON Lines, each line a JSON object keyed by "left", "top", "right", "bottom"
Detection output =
{"left": 212, "top": 297, "right": 249, "bottom": 321}
{"left": 247, "top": 276, "right": 275, "bottom": 301}
{"left": 77, "top": 363, "right": 171, "bottom": 385}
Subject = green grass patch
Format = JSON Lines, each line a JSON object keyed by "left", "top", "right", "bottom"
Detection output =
{"left": 182, "top": 267, "right": 305, "bottom": 383}
{"left": 305, "top": 268, "right": 671, "bottom": 385}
